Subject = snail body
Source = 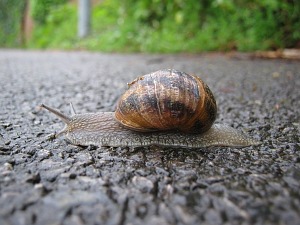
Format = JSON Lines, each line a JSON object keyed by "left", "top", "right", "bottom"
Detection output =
{"left": 40, "top": 69, "right": 260, "bottom": 148}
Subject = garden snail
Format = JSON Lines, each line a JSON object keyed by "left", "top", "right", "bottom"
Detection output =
{"left": 40, "top": 69, "right": 261, "bottom": 148}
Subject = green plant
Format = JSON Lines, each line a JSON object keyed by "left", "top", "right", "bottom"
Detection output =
{"left": 28, "top": 3, "right": 77, "bottom": 49}
{"left": 27, "top": 0, "right": 300, "bottom": 52}
{"left": 0, "top": 0, "right": 26, "bottom": 47}
{"left": 31, "top": 0, "right": 67, "bottom": 24}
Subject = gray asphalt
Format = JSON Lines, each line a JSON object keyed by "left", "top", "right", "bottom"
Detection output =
{"left": 0, "top": 50, "right": 299, "bottom": 225}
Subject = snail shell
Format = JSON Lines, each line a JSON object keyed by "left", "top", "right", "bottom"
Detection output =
{"left": 39, "top": 69, "right": 261, "bottom": 148}
{"left": 115, "top": 69, "right": 217, "bottom": 133}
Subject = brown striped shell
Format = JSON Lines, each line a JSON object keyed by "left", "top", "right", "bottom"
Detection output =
{"left": 114, "top": 69, "right": 217, "bottom": 134}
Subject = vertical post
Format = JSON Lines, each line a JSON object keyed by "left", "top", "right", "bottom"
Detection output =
{"left": 21, "top": 0, "right": 33, "bottom": 45}
{"left": 78, "top": 0, "right": 91, "bottom": 38}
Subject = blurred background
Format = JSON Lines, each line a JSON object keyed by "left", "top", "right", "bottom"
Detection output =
{"left": 1, "top": 0, "right": 299, "bottom": 53}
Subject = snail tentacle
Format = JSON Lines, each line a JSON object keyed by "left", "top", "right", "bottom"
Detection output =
{"left": 40, "top": 104, "right": 70, "bottom": 137}
{"left": 69, "top": 102, "right": 76, "bottom": 116}
{"left": 40, "top": 104, "right": 71, "bottom": 124}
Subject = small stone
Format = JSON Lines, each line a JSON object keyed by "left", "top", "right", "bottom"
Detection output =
{"left": 4, "top": 163, "right": 13, "bottom": 171}
{"left": 69, "top": 173, "right": 77, "bottom": 179}
{"left": 34, "top": 183, "right": 48, "bottom": 195}
{"left": 254, "top": 99, "right": 262, "bottom": 105}
{"left": 0, "top": 136, "right": 10, "bottom": 151}
{"left": 1, "top": 122, "right": 12, "bottom": 128}
{"left": 26, "top": 173, "right": 41, "bottom": 184}
{"left": 60, "top": 173, "right": 71, "bottom": 178}
{"left": 272, "top": 72, "right": 280, "bottom": 78}
{"left": 213, "top": 197, "right": 248, "bottom": 220}
{"left": 34, "top": 183, "right": 44, "bottom": 190}
{"left": 132, "top": 176, "right": 154, "bottom": 193}
{"left": 74, "top": 152, "right": 94, "bottom": 166}
{"left": 37, "top": 149, "right": 52, "bottom": 159}
{"left": 43, "top": 168, "right": 68, "bottom": 182}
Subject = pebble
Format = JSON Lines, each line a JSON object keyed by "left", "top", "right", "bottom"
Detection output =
{"left": 132, "top": 176, "right": 154, "bottom": 193}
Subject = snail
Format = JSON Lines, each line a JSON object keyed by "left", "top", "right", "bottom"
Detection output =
{"left": 40, "top": 69, "right": 261, "bottom": 148}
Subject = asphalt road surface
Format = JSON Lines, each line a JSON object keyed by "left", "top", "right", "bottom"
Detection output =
{"left": 0, "top": 50, "right": 299, "bottom": 225}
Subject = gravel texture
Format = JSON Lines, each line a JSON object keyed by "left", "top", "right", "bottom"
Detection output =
{"left": 0, "top": 50, "right": 299, "bottom": 225}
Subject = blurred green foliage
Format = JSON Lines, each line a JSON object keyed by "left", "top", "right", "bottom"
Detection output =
{"left": 5, "top": 0, "right": 300, "bottom": 52}
{"left": 28, "top": 3, "right": 77, "bottom": 49}
{"left": 114, "top": 0, "right": 300, "bottom": 52}
{"left": 31, "top": 0, "right": 67, "bottom": 24}
{"left": 0, "top": 0, "right": 26, "bottom": 47}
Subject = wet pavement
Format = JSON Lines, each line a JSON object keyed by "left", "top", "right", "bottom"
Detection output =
{"left": 0, "top": 50, "right": 299, "bottom": 225}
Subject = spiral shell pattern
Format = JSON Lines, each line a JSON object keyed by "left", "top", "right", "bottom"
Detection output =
{"left": 114, "top": 69, "right": 217, "bottom": 134}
